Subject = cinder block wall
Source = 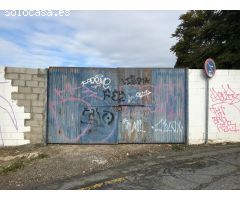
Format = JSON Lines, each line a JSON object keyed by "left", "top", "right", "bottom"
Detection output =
{"left": 188, "top": 69, "right": 240, "bottom": 144}
{"left": 4, "top": 67, "right": 47, "bottom": 144}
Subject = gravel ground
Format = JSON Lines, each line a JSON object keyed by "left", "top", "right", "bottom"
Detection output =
{"left": 0, "top": 143, "right": 174, "bottom": 189}
{"left": 0, "top": 142, "right": 237, "bottom": 189}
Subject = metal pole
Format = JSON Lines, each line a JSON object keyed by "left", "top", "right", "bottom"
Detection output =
{"left": 205, "top": 78, "right": 209, "bottom": 144}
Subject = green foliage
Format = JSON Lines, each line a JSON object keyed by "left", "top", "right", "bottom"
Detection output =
{"left": 171, "top": 144, "right": 186, "bottom": 151}
{"left": 171, "top": 10, "right": 240, "bottom": 69}
{"left": 0, "top": 153, "right": 48, "bottom": 175}
{"left": 0, "top": 160, "right": 24, "bottom": 174}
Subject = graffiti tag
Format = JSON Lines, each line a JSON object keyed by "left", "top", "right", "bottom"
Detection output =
{"left": 210, "top": 84, "right": 240, "bottom": 133}
{"left": 152, "top": 118, "right": 183, "bottom": 134}
{"left": 103, "top": 89, "right": 126, "bottom": 102}
{"left": 121, "top": 75, "right": 150, "bottom": 85}
{"left": 136, "top": 90, "right": 151, "bottom": 98}
{"left": 122, "top": 118, "right": 145, "bottom": 135}
{"left": 210, "top": 106, "right": 239, "bottom": 132}
{"left": 81, "top": 107, "right": 114, "bottom": 127}
{"left": 81, "top": 74, "right": 111, "bottom": 90}
{"left": 210, "top": 84, "right": 240, "bottom": 105}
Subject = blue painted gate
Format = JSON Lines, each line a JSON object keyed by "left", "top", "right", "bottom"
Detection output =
{"left": 47, "top": 67, "right": 187, "bottom": 144}
{"left": 47, "top": 68, "right": 119, "bottom": 144}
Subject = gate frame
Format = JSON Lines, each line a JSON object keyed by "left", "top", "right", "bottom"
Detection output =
{"left": 46, "top": 67, "right": 189, "bottom": 144}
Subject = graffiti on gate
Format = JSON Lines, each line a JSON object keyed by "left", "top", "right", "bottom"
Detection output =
{"left": 136, "top": 90, "right": 152, "bottom": 98}
{"left": 122, "top": 118, "right": 146, "bottom": 135}
{"left": 152, "top": 118, "right": 183, "bottom": 134}
{"left": 81, "top": 107, "right": 114, "bottom": 126}
{"left": 103, "top": 89, "right": 126, "bottom": 102}
{"left": 49, "top": 82, "right": 118, "bottom": 143}
{"left": 121, "top": 75, "right": 150, "bottom": 85}
{"left": 210, "top": 84, "right": 240, "bottom": 133}
{"left": 81, "top": 74, "right": 111, "bottom": 90}
{"left": 48, "top": 69, "right": 186, "bottom": 143}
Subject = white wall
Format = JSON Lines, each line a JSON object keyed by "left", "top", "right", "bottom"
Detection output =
{"left": 208, "top": 70, "right": 240, "bottom": 143}
{"left": 188, "top": 69, "right": 206, "bottom": 144}
{"left": 0, "top": 67, "right": 30, "bottom": 146}
{"left": 188, "top": 69, "right": 240, "bottom": 144}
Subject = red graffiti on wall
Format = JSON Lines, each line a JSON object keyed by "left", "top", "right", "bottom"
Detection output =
{"left": 210, "top": 84, "right": 240, "bottom": 133}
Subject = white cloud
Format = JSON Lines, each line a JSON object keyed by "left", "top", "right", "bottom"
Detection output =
{"left": 0, "top": 10, "right": 185, "bottom": 68}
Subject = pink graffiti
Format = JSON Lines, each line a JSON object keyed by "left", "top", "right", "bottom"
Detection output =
{"left": 210, "top": 85, "right": 240, "bottom": 133}
{"left": 49, "top": 82, "right": 114, "bottom": 143}
{"left": 210, "top": 84, "right": 240, "bottom": 106}
{"left": 210, "top": 106, "right": 239, "bottom": 133}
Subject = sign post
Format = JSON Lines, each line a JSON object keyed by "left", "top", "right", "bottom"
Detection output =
{"left": 204, "top": 58, "right": 216, "bottom": 144}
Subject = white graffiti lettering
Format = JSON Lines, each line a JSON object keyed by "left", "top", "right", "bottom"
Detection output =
{"left": 127, "top": 95, "right": 136, "bottom": 103}
{"left": 152, "top": 118, "right": 183, "bottom": 134}
{"left": 136, "top": 90, "right": 151, "bottom": 98}
{"left": 81, "top": 74, "right": 111, "bottom": 90}
{"left": 122, "top": 118, "right": 145, "bottom": 134}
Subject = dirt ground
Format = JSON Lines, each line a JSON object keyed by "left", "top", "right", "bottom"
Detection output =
{"left": 0, "top": 143, "right": 174, "bottom": 189}
{"left": 0, "top": 142, "right": 238, "bottom": 189}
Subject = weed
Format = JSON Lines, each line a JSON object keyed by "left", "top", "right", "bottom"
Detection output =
{"left": 0, "top": 160, "right": 24, "bottom": 175}
{"left": 171, "top": 144, "right": 185, "bottom": 151}
{"left": 0, "top": 152, "right": 48, "bottom": 175}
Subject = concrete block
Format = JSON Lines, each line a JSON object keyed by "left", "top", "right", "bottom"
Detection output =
{"left": 17, "top": 99, "right": 31, "bottom": 107}
{"left": 32, "top": 106, "right": 44, "bottom": 113}
{"left": 24, "top": 68, "right": 38, "bottom": 75}
{"left": 24, "top": 93, "right": 38, "bottom": 100}
{"left": 20, "top": 74, "right": 32, "bottom": 80}
{"left": 5, "top": 73, "right": 19, "bottom": 80}
{"left": 38, "top": 68, "right": 47, "bottom": 75}
{"left": 24, "top": 132, "right": 31, "bottom": 140}
{"left": 12, "top": 80, "right": 25, "bottom": 86}
{"left": 6, "top": 67, "right": 38, "bottom": 75}
{"left": 24, "top": 106, "right": 31, "bottom": 113}
{"left": 26, "top": 80, "right": 38, "bottom": 87}
{"left": 18, "top": 86, "right": 32, "bottom": 93}
{"left": 32, "top": 100, "right": 44, "bottom": 107}
{"left": 31, "top": 126, "right": 43, "bottom": 134}
{"left": 38, "top": 82, "right": 45, "bottom": 88}
{"left": 5, "top": 67, "right": 25, "bottom": 74}
{"left": 32, "top": 75, "right": 45, "bottom": 81}
{"left": 12, "top": 92, "right": 24, "bottom": 100}
{"left": 30, "top": 137, "right": 42, "bottom": 144}
{"left": 38, "top": 94, "right": 45, "bottom": 101}
{"left": 25, "top": 119, "right": 42, "bottom": 126}
{"left": 32, "top": 87, "right": 45, "bottom": 94}
{"left": 32, "top": 113, "right": 43, "bottom": 121}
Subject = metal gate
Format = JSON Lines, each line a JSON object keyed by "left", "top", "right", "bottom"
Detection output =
{"left": 47, "top": 68, "right": 119, "bottom": 144}
{"left": 47, "top": 67, "right": 187, "bottom": 144}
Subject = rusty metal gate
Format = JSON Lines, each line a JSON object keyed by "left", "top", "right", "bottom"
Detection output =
{"left": 47, "top": 67, "right": 187, "bottom": 144}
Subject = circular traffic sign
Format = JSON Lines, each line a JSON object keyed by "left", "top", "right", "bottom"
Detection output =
{"left": 204, "top": 58, "right": 216, "bottom": 78}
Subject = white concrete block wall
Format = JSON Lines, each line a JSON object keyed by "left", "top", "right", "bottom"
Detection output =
{"left": 0, "top": 67, "right": 30, "bottom": 146}
{"left": 208, "top": 70, "right": 240, "bottom": 143}
{"left": 188, "top": 69, "right": 206, "bottom": 144}
{"left": 188, "top": 69, "right": 240, "bottom": 144}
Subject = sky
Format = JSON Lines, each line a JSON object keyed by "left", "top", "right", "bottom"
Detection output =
{"left": 0, "top": 10, "right": 185, "bottom": 68}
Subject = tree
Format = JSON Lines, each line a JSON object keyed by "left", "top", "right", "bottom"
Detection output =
{"left": 171, "top": 10, "right": 240, "bottom": 69}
